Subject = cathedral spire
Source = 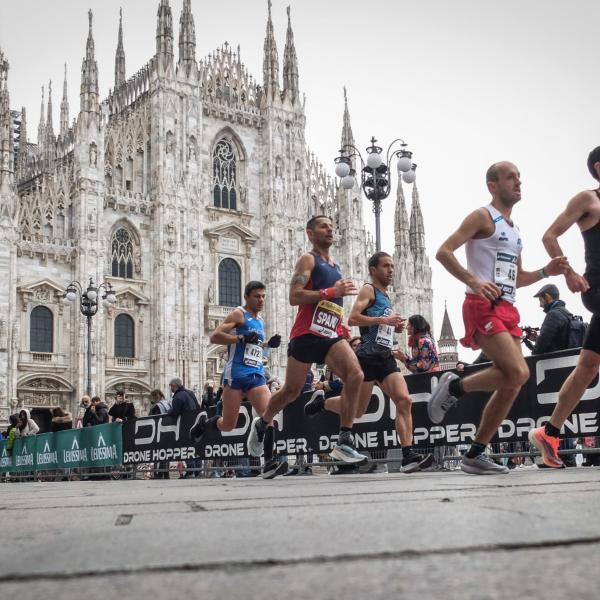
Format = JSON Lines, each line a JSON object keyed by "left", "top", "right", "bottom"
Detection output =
{"left": 46, "top": 80, "right": 54, "bottom": 140}
{"left": 178, "top": 0, "right": 196, "bottom": 77}
{"left": 115, "top": 8, "right": 126, "bottom": 88}
{"left": 282, "top": 5, "right": 299, "bottom": 103}
{"left": 0, "top": 49, "right": 15, "bottom": 200}
{"left": 409, "top": 182, "right": 426, "bottom": 255}
{"left": 262, "top": 0, "right": 279, "bottom": 100}
{"left": 60, "top": 63, "right": 69, "bottom": 137}
{"left": 156, "top": 0, "right": 174, "bottom": 71}
{"left": 37, "top": 84, "right": 45, "bottom": 153}
{"left": 17, "top": 105, "right": 27, "bottom": 180}
{"left": 394, "top": 177, "right": 410, "bottom": 258}
{"left": 80, "top": 9, "right": 100, "bottom": 117}
{"left": 439, "top": 301, "right": 456, "bottom": 342}
{"left": 340, "top": 87, "right": 354, "bottom": 151}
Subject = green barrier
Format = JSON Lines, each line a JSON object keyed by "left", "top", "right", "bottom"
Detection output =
{"left": 0, "top": 424, "right": 123, "bottom": 473}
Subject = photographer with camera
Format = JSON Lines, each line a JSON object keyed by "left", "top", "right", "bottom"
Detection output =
{"left": 523, "top": 284, "right": 585, "bottom": 355}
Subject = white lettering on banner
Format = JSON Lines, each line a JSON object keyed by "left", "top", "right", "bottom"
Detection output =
{"left": 355, "top": 386, "right": 385, "bottom": 424}
{"left": 516, "top": 418, "right": 535, "bottom": 438}
{"left": 135, "top": 416, "right": 182, "bottom": 445}
{"left": 204, "top": 443, "right": 245, "bottom": 458}
{"left": 91, "top": 445, "right": 118, "bottom": 461}
{"left": 36, "top": 451, "right": 58, "bottom": 464}
{"left": 63, "top": 449, "right": 88, "bottom": 463}
{"left": 409, "top": 375, "right": 440, "bottom": 405}
{"left": 536, "top": 355, "right": 600, "bottom": 404}
{"left": 16, "top": 453, "right": 34, "bottom": 467}
{"left": 353, "top": 431, "right": 378, "bottom": 449}
{"left": 413, "top": 423, "right": 476, "bottom": 444}
{"left": 383, "top": 430, "right": 399, "bottom": 447}
{"left": 124, "top": 450, "right": 151, "bottom": 463}
{"left": 151, "top": 447, "right": 195, "bottom": 461}
{"left": 318, "top": 434, "right": 339, "bottom": 451}
{"left": 275, "top": 438, "right": 308, "bottom": 454}
{"left": 498, "top": 420, "right": 516, "bottom": 438}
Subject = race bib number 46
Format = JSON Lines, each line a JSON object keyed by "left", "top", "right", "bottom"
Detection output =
{"left": 310, "top": 300, "right": 344, "bottom": 339}
{"left": 495, "top": 251, "right": 518, "bottom": 300}
{"left": 243, "top": 343, "right": 263, "bottom": 367}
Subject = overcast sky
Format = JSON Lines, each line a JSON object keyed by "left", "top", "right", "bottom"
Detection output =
{"left": 1, "top": 0, "right": 598, "bottom": 362}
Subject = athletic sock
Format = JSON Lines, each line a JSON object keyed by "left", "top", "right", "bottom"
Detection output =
{"left": 264, "top": 426, "right": 274, "bottom": 462}
{"left": 338, "top": 428, "right": 353, "bottom": 446}
{"left": 465, "top": 442, "right": 486, "bottom": 459}
{"left": 256, "top": 416, "right": 268, "bottom": 434}
{"left": 448, "top": 378, "right": 465, "bottom": 398}
{"left": 402, "top": 445, "right": 413, "bottom": 455}
{"left": 544, "top": 422, "right": 561, "bottom": 438}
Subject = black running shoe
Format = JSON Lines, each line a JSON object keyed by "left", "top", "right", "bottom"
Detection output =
{"left": 401, "top": 451, "right": 434, "bottom": 473}
{"left": 262, "top": 459, "right": 289, "bottom": 480}
{"left": 303, "top": 389, "right": 325, "bottom": 417}
{"left": 189, "top": 414, "right": 207, "bottom": 443}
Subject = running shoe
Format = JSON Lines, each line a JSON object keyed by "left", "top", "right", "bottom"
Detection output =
{"left": 303, "top": 389, "right": 326, "bottom": 417}
{"left": 247, "top": 416, "right": 266, "bottom": 457}
{"left": 460, "top": 453, "right": 509, "bottom": 475}
{"left": 528, "top": 427, "right": 564, "bottom": 468}
{"left": 189, "top": 414, "right": 207, "bottom": 443}
{"left": 427, "top": 372, "right": 460, "bottom": 424}
{"left": 401, "top": 451, "right": 435, "bottom": 473}
{"left": 261, "top": 459, "right": 289, "bottom": 480}
{"left": 330, "top": 443, "right": 368, "bottom": 465}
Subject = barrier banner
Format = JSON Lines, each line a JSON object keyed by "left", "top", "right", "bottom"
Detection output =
{"left": 119, "top": 347, "right": 599, "bottom": 462}
{"left": 0, "top": 424, "right": 123, "bottom": 472}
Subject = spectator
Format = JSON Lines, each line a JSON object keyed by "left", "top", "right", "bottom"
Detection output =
{"left": 86, "top": 396, "right": 109, "bottom": 426}
{"left": 77, "top": 395, "right": 91, "bottom": 428}
{"left": 202, "top": 381, "right": 216, "bottom": 409}
{"left": 348, "top": 336, "right": 362, "bottom": 352}
{"left": 17, "top": 409, "right": 39, "bottom": 436}
{"left": 167, "top": 378, "right": 199, "bottom": 417}
{"left": 149, "top": 389, "right": 171, "bottom": 479}
{"left": 51, "top": 407, "right": 73, "bottom": 432}
{"left": 168, "top": 377, "right": 200, "bottom": 478}
{"left": 455, "top": 361, "right": 467, "bottom": 374}
{"left": 6, "top": 414, "right": 19, "bottom": 454}
{"left": 395, "top": 315, "right": 440, "bottom": 373}
{"left": 109, "top": 390, "right": 136, "bottom": 423}
{"left": 149, "top": 389, "right": 172, "bottom": 416}
{"left": 525, "top": 284, "right": 583, "bottom": 355}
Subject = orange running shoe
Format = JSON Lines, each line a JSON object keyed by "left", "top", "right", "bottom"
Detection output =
{"left": 528, "top": 427, "right": 564, "bottom": 468}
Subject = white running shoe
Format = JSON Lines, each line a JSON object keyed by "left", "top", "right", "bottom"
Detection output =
{"left": 460, "top": 454, "right": 509, "bottom": 475}
{"left": 427, "top": 372, "right": 460, "bottom": 424}
{"left": 247, "top": 416, "right": 265, "bottom": 458}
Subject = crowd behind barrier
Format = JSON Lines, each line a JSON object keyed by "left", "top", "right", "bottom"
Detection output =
{"left": 2, "top": 346, "right": 599, "bottom": 481}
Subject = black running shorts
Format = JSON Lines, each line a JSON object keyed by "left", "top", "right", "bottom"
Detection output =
{"left": 287, "top": 334, "right": 344, "bottom": 365}
{"left": 582, "top": 288, "right": 600, "bottom": 355}
{"left": 358, "top": 352, "right": 400, "bottom": 383}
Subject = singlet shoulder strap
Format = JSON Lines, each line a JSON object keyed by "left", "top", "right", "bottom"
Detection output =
{"left": 485, "top": 203, "right": 504, "bottom": 224}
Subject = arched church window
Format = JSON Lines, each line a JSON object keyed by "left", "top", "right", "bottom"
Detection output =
{"left": 218, "top": 258, "right": 241, "bottom": 307}
{"left": 30, "top": 306, "right": 53, "bottom": 353}
{"left": 114, "top": 314, "right": 135, "bottom": 358}
{"left": 213, "top": 139, "right": 237, "bottom": 210}
{"left": 111, "top": 227, "right": 134, "bottom": 279}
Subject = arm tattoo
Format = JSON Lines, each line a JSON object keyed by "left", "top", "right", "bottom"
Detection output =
{"left": 291, "top": 274, "right": 309, "bottom": 287}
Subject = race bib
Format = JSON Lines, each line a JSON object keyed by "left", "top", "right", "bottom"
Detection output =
{"left": 243, "top": 343, "right": 263, "bottom": 367}
{"left": 309, "top": 300, "right": 344, "bottom": 339}
{"left": 495, "top": 251, "right": 518, "bottom": 301}
{"left": 376, "top": 324, "right": 394, "bottom": 349}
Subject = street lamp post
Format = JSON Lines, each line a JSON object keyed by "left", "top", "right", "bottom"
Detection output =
{"left": 334, "top": 137, "right": 417, "bottom": 251}
{"left": 63, "top": 277, "right": 117, "bottom": 396}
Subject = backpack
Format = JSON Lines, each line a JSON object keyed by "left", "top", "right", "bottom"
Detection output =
{"left": 556, "top": 307, "right": 588, "bottom": 349}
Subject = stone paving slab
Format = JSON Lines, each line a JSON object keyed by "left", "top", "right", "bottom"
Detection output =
{"left": 1, "top": 468, "right": 599, "bottom": 599}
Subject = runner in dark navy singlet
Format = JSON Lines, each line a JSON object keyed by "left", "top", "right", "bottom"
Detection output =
{"left": 529, "top": 146, "right": 600, "bottom": 467}
{"left": 247, "top": 215, "right": 368, "bottom": 479}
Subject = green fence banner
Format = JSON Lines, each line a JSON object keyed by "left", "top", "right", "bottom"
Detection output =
{"left": 0, "top": 424, "right": 123, "bottom": 473}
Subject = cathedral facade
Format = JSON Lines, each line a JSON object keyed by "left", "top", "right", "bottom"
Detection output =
{"left": 0, "top": 0, "right": 432, "bottom": 422}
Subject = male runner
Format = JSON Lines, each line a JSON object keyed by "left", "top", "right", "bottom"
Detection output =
{"left": 190, "top": 281, "right": 282, "bottom": 472}
{"left": 304, "top": 251, "right": 434, "bottom": 472}
{"left": 429, "top": 161, "right": 569, "bottom": 474}
{"left": 248, "top": 215, "right": 367, "bottom": 478}
{"left": 529, "top": 147, "right": 600, "bottom": 467}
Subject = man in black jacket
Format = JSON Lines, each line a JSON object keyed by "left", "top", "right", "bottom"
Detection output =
{"left": 108, "top": 390, "right": 136, "bottom": 423}
{"left": 525, "top": 284, "right": 572, "bottom": 355}
{"left": 168, "top": 378, "right": 201, "bottom": 477}
{"left": 167, "top": 378, "right": 200, "bottom": 416}
{"left": 87, "top": 396, "right": 109, "bottom": 426}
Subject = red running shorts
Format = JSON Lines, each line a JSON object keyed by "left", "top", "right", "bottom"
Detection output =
{"left": 460, "top": 293, "right": 522, "bottom": 350}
